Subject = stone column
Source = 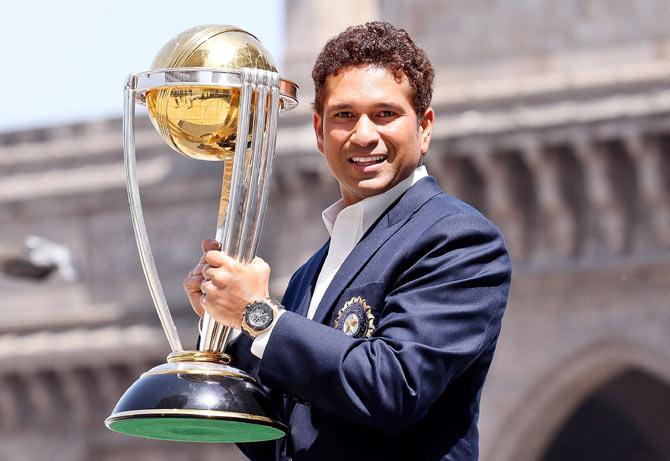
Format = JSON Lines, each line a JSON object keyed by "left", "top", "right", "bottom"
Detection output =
{"left": 423, "top": 139, "right": 456, "bottom": 193}
{"left": 0, "top": 375, "right": 21, "bottom": 431}
{"left": 23, "top": 372, "right": 57, "bottom": 426}
{"left": 573, "top": 136, "right": 628, "bottom": 255}
{"left": 471, "top": 150, "right": 527, "bottom": 260}
{"left": 521, "top": 141, "right": 578, "bottom": 260}
{"left": 283, "top": 0, "right": 380, "bottom": 93}
{"left": 94, "top": 365, "right": 129, "bottom": 412}
{"left": 55, "top": 369, "right": 90, "bottom": 427}
{"left": 624, "top": 135, "right": 670, "bottom": 247}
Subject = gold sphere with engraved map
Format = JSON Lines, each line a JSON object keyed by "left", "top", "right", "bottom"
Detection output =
{"left": 146, "top": 25, "right": 277, "bottom": 161}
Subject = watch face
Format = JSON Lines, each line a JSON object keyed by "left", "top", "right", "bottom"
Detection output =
{"left": 245, "top": 302, "right": 273, "bottom": 331}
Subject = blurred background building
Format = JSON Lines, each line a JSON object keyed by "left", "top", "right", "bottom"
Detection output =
{"left": 1, "top": 0, "right": 669, "bottom": 460}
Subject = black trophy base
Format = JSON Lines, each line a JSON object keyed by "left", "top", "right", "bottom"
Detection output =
{"left": 105, "top": 352, "right": 286, "bottom": 443}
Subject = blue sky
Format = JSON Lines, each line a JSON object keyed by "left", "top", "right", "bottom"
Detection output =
{"left": 0, "top": 0, "right": 284, "bottom": 132}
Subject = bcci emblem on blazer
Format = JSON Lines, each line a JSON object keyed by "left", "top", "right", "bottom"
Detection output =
{"left": 333, "top": 296, "right": 376, "bottom": 338}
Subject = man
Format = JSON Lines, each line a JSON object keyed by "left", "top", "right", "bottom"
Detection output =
{"left": 184, "top": 22, "right": 511, "bottom": 461}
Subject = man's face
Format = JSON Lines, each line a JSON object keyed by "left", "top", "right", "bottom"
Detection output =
{"left": 313, "top": 65, "right": 434, "bottom": 205}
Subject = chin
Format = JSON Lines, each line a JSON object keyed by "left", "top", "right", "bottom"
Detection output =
{"left": 355, "top": 183, "right": 391, "bottom": 199}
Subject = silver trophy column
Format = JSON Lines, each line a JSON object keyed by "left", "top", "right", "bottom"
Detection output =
{"left": 199, "top": 68, "right": 281, "bottom": 355}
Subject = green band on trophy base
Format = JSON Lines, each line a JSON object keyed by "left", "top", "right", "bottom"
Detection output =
{"left": 108, "top": 417, "right": 285, "bottom": 443}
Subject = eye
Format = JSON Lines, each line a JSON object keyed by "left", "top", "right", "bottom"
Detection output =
{"left": 377, "top": 110, "right": 396, "bottom": 118}
{"left": 333, "top": 111, "right": 354, "bottom": 119}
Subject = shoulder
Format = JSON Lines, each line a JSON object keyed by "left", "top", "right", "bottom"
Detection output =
{"left": 398, "top": 179, "right": 512, "bottom": 280}
{"left": 384, "top": 178, "right": 511, "bottom": 280}
{"left": 408, "top": 177, "right": 504, "bottom": 242}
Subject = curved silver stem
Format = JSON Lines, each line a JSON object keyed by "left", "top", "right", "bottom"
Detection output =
{"left": 123, "top": 84, "right": 182, "bottom": 352}
{"left": 248, "top": 75, "right": 281, "bottom": 261}
{"left": 237, "top": 73, "right": 269, "bottom": 262}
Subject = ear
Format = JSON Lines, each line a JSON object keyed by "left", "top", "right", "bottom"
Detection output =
{"left": 418, "top": 107, "right": 434, "bottom": 155}
{"left": 313, "top": 111, "right": 325, "bottom": 155}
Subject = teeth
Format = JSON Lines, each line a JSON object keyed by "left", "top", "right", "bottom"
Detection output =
{"left": 351, "top": 155, "right": 386, "bottom": 163}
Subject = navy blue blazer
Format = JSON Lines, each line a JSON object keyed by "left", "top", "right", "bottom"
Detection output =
{"left": 232, "top": 176, "right": 511, "bottom": 461}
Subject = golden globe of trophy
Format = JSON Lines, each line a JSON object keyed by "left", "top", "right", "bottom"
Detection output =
{"left": 105, "top": 25, "right": 297, "bottom": 443}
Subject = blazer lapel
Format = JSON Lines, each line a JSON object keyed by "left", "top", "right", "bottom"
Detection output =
{"left": 313, "top": 177, "right": 442, "bottom": 324}
{"left": 292, "top": 240, "right": 329, "bottom": 317}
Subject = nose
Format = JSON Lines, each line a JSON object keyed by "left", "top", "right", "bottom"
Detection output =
{"left": 350, "top": 115, "right": 380, "bottom": 147}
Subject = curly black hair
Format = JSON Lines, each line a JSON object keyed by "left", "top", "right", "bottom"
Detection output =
{"left": 312, "top": 22, "right": 434, "bottom": 117}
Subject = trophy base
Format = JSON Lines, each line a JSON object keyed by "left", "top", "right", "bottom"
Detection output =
{"left": 105, "top": 351, "right": 287, "bottom": 443}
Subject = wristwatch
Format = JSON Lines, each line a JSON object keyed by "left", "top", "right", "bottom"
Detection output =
{"left": 241, "top": 297, "right": 283, "bottom": 338}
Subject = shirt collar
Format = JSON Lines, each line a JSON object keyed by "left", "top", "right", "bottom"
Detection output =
{"left": 322, "top": 166, "right": 429, "bottom": 236}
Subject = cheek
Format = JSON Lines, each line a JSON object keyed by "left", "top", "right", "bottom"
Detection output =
{"left": 323, "top": 132, "right": 350, "bottom": 157}
{"left": 325, "top": 126, "right": 348, "bottom": 142}
{"left": 384, "top": 131, "right": 417, "bottom": 156}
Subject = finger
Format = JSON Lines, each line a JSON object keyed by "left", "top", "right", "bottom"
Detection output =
{"left": 251, "top": 256, "right": 270, "bottom": 272}
{"left": 200, "top": 279, "right": 213, "bottom": 295}
{"left": 249, "top": 257, "right": 271, "bottom": 281}
{"left": 188, "top": 263, "right": 206, "bottom": 277}
{"left": 183, "top": 275, "right": 205, "bottom": 318}
{"left": 202, "top": 265, "right": 226, "bottom": 282}
{"left": 189, "top": 291, "right": 205, "bottom": 318}
{"left": 183, "top": 273, "right": 205, "bottom": 293}
{"left": 199, "top": 292, "right": 217, "bottom": 316}
{"left": 198, "top": 293, "right": 209, "bottom": 316}
{"left": 205, "top": 250, "right": 235, "bottom": 268}
{"left": 195, "top": 240, "right": 222, "bottom": 266}
{"left": 201, "top": 239, "right": 222, "bottom": 252}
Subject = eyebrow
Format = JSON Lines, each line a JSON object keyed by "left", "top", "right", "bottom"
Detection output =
{"left": 327, "top": 104, "right": 353, "bottom": 112}
{"left": 326, "top": 102, "right": 406, "bottom": 113}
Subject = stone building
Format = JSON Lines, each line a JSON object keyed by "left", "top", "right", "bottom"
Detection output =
{"left": 1, "top": 1, "right": 669, "bottom": 460}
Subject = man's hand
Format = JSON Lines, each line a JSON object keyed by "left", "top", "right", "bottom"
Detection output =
{"left": 183, "top": 238, "right": 271, "bottom": 328}
{"left": 183, "top": 239, "right": 220, "bottom": 319}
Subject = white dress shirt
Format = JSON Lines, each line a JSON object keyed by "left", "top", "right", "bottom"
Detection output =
{"left": 250, "top": 166, "right": 428, "bottom": 359}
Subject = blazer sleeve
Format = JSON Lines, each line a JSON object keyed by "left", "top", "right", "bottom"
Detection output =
{"left": 257, "top": 212, "right": 512, "bottom": 433}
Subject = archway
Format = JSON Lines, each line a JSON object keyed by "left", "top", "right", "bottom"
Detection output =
{"left": 485, "top": 339, "right": 670, "bottom": 461}
{"left": 542, "top": 368, "right": 670, "bottom": 461}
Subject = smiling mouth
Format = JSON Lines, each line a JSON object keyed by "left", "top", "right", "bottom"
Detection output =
{"left": 349, "top": 155, "right": 387, "bottom": 166}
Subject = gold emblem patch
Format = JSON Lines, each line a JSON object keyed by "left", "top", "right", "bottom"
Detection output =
{"left": 333, "top": 296, "right": 375, "bottom": 338}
